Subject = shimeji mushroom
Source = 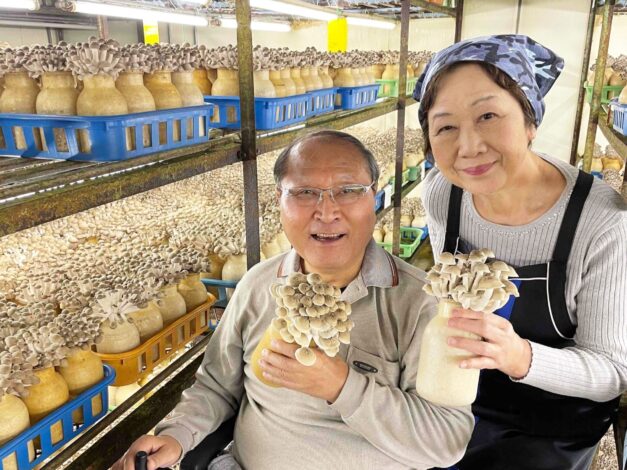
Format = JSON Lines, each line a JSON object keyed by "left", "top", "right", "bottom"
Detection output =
{"left": 422, "top": 250, "right": 519, "bottom": 313}
{"left": 269, "top": 272, "right": 352, "bottom": 365}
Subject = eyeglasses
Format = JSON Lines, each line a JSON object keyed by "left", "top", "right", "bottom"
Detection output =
{"left": 278, "top": 182, "right": 375, "bottom": 207}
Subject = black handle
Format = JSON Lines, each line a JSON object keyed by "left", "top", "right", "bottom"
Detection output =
{"left": 134, "top": 451, "right": 148, "bottom": 470}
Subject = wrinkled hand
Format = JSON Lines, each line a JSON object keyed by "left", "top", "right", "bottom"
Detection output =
{"left": 258, "top": 339, "right": 349, "bottom": 403}
{"left": 110, "top": 434, "right": 182, "bottom": 470}
{"left": 447, "top": 308, "right": 532, "bottom": 379}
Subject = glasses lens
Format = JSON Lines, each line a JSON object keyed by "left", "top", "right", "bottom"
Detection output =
{"left": 286, "top": 188, "right": 321, "bottom": 206}
{"left": 333, "top": 185, "right": 368, "bottom": 204}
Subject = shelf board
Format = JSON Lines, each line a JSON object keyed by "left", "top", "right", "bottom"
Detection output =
{"left": 0, "top": 98, "right": 412, "bottom": 237}
{"left": 376, "top": 176, "right": 422, "bottom": 221}
{"left": 409, "top": 0, "right": 457, "bottom": 17}
{"left": 599, "top": 110, "right": 627, "bottom": 161}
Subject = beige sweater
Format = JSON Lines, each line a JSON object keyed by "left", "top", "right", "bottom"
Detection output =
{"left": 156, "top": 241, "right": 474, "bottom": 469}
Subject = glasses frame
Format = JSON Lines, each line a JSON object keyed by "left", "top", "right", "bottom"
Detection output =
{"left": 277, "top": 181, "right": 376, "bottom": 207}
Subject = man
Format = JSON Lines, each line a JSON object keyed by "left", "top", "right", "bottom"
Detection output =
{"left": 114, "top": 130, "right": 473, "bottom": 470}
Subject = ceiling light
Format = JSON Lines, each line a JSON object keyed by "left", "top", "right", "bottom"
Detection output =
{"left": 73, "top": 1, "right": 208, "bottom": 26}
{"left": 249, "top": 0, "right": 337, "bottom": 21}
{"left": 183, "top": 0, "right": 207, "bottom": 4}
{"left": 346, "top": 16, "right": 396, "bottom": 30}
{"left": 0, "top": 0, "right": 38, "bottom": 9}
{"left": 220, "top": 18, "right": 290, "bottom": 32}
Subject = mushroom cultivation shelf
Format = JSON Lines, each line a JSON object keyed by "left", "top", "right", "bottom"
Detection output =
{"left": 610, "top": 100, "right": 627, "bottom": 137}
{"left": 0, "top": 365, "right": 115, "bottom": 470}
{"left": 375, "top": 77, "right": 419, "bottom": 98}
{"left": 377, "top": 227, "right": 424, "bottom": 259}
{"left": 95, "top": 297, "right": 214, "bottom": 386}
{"left": 335, "top": 84, "right": 381, "bottom": 111}
{"left": 0, "top": 105, "right": 213, "bottom": 162}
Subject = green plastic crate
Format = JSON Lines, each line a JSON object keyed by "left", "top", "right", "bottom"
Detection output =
{"left": 377, "top": 227, "right": 424, "bottom": 259}
{"left": 584, "top": 84, "right": 624, "bottom": 105}
{"left": 389, "top": 169, "right": 410, "bottom": 186}
{"left": 376, "top": 77, "right": 419, "bottom": 98}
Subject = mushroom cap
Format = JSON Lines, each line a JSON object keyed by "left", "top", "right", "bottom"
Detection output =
{"left": 489, "top": 260, "right": 510, "bottom": 273}
{"left": 476, "top": 276, "right": 504, "bottom": 290}
{"left": 439, "top": 252, "right": 456, "bottom": 265}
{"left": 295, "top": 347, "right": 316, "bottom": 366}
{"left": 441, "top": 265, "right": 462, "bottom": 277}
{"left": 425, "top": 270, "right": 440, "bottom": 282}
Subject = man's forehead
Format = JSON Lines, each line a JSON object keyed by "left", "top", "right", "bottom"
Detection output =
{"left": 289, "top": 137, "right": 363, "bottom": 165}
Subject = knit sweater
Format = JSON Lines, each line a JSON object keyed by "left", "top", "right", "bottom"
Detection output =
{"left": 156, "top": 241, "right": 474, "bottom": 469}
{"left": 423, "top": 153, "right": 627, "bottom": 402}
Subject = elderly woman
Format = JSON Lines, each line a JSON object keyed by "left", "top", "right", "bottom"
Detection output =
{"left": 413, "top": 35, "right": 627, "bottom": 469}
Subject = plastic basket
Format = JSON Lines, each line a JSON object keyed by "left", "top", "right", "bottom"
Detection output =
{"left": 377, "top": 227, "right": 424, "bottom": 259}
{"left": 0, "top": 365, "right": 114, "bottom": 470}
{"left": 0, "top": 105, "right": 213, "bottom": 161}
{"left": 389, "top": 169, "right": 410, "bottom": 186}
{"left": 584, "top": 84, "right": 624, "bottom": 105}
{"left": 375, "top": 77, "right": 419, "bottom": 98}
{"left": 334, "top": 84, "right": 380, "bottom": 110}
{"left": 408, "top": 165, "right": 420, "bottom": 181}
{"left": 201, "top": 278, "right": 238, "bottom": 329}
{"left": 204, "top": 94, "right": 309, "bottom": 130}
{"left": 306, "top": 88, "right": 337, "bottom": 117}
{"left": 610, "top": 100, "right": 627, "bottom": 137}
{"left": 95, "top": 297, "right": 215, "bottom": 386}
{"left": 374, "top": 189, "right": 385, "bottom": 212}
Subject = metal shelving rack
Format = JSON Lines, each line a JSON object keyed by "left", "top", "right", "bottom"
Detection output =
{"left": 0, "top": 1, "right": 466, "bottom": 468}
{"left": 575, "top": 0, "right": 627, "bottom": 179}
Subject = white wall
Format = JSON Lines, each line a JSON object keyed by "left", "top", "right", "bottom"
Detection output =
{"left": 0, "top": 26, "right": 48, "bottom": 46}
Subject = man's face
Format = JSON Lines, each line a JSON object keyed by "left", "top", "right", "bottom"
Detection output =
{"left": 278, "top": 137, "right": 377, "bottom": 279}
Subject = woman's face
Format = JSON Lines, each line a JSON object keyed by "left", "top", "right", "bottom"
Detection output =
{"left": 427, "top": 64, "right": 537, "bottom": 195}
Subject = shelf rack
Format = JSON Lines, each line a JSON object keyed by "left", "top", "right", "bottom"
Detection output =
{"left": 576, "top": 0, "right": 627, "bottom": 181}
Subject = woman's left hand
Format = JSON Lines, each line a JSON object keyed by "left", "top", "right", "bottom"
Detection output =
{"left": 447, "top": 308, "right": 532, "bottom": 379}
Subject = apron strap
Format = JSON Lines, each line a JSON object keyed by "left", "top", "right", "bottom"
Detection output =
{"left": 444, "top": 184, "right": 464, "bottom": 253}
{"left": 551, "top": 171, "right": 594, "bottom": 263}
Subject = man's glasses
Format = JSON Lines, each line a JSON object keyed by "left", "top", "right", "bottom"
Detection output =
{"left": 278, "top": 182, "right": 375, "bottom": 207}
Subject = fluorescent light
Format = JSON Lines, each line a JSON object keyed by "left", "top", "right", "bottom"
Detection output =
{"left": 0, "top": 0, "right": 38, "bottom": 9}
{"left": 249, "top": 0, "right": 337, "bottom": 21}
{"left": 183, "top": 0, "right": 207, "bottom": 4}
{"left": 346, "top": 16, "right": 396, "bottom": 30}
{"left": 74, "top": 1, "right": 208, "bottom": 26}
{"left": 220, "top": 18, "right": 290, "bottom": 32}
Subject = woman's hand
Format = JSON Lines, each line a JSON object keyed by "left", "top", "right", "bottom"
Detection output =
{"left": 447, "top": 308, "right": 532, "bottom": 379}
{"left": 258, "top": 339, "right": 349, "bottom": 403}
{"left": 110, "top": 434, "right": 182, "bottom": 470}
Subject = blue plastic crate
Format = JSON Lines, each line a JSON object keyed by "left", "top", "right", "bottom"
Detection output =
{"left": 610, "top": 100, "right": 627, "bottom": 137}
{"left": 306, "top": 87, "right": 337, "bottom": 117}
{"left": 204, "top": 94, "right": 309, "bottom": 130}
{"left": 374, "top": 189, "right": 385, "bottom": 212}
{"left": 201, "top": 278, "right": 238, "bottom": 329}
{"left": 0, "top": 105, "right": 213, "bottom": 162}
{"left": 0, "top": 365, "right": 115, "bottom": 470}
{"left": 335, "top": 84, "right": 380, "bottom": 111}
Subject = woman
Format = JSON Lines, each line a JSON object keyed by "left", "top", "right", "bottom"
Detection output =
{"left": 414, "top": 35, "right": 627, "bottom": 469}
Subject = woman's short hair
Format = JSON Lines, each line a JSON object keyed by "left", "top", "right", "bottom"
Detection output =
{"left": 420, "top": 61, "right": 537, "bottom": 161}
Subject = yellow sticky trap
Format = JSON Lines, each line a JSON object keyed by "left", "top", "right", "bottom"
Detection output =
{"left": 143, "top": 20, "right": 160, "bottom": 45}
{"left": 328, "top": 17, "right": 347, "bottom": 52}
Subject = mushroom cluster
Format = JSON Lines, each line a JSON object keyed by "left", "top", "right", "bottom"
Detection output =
{"left": 269, "top": 272, "right": 353, "bottom": 366}
{"left": 119, "top": 43, "right": 152, "bottom": 74}
{"left": 0, "top": 46, "right": 32, "bottom": 76}
{"left": 23, "top": 42, "right": 73, "bottom": 78}
{"left": 423, "top": 250, "right": 520, "bottom": 312}
{"left": 67, "top": 37, "right": 125, "bottom": 80}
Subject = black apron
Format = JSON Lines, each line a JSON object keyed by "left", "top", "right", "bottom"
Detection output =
{"left": 442, "top": 171, "right": 620, "bottom": 470}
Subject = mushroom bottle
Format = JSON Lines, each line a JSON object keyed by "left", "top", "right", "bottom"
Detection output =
{"left": 415, "top": 250, "right": 519, "bottom": 407}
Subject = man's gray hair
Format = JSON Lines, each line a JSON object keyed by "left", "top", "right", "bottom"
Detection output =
{"left": 273, "top": 129, "right": 380, "bottom": 188}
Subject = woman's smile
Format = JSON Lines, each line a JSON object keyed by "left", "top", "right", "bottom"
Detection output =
{"left": 459, "top": 162, "right": 495, "bottom": 177}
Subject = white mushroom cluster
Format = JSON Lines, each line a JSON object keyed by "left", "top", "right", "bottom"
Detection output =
{"left": 423, "top": 250, "right": 519, "bottom": 312}
{"left": 208, "top": 45, "right": 239, "bottom": 70}
{"left": 67, "top": 36, "right": 124, "bottom": 80}
{"left": 269, "top": 272, "right": 353, "bottom": 366}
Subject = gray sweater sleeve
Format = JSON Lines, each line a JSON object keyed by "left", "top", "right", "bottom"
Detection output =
{"left": 155, "top": 274, "right": 248, "bottom": 454}
{"left": 423, "top": 165, "right": 627, "bottom": 403}
{"left": 330, "top": 271, "right": 474, "bottom": 469}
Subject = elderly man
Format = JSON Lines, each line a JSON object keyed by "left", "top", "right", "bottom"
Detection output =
{"left": 114, "top": 130, "right": 473, "bottom": 470}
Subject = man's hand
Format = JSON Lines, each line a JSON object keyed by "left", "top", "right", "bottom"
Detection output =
{"left": 110, "top": 434, "right": 182, "bottom": 470}
{"left": 258, "top": 339, "right": 349, "bottom": 403}
{"left": 447, "top": 307, "right": 532, "bottom": 379}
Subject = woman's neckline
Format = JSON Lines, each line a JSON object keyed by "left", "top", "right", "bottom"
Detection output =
{"left": 463, "top": 153, "right": 576, "bottom": 233}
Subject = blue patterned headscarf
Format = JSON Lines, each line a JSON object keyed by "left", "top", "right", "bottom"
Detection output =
{"left": 413, "top": 34, "right": 564, "bottom": 130}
